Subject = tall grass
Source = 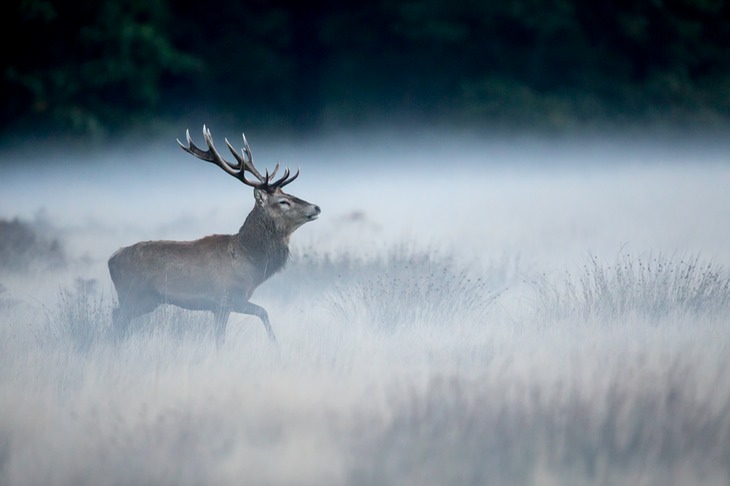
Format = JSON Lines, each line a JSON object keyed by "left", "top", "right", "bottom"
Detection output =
{"left": 48, "top": 279, "right": 111, "bottom": 353}
{"left": 534, "top": 253, "right": 730, "bottom": 322}
{"left": 38, "top": 278, "right": 218, "bottom": 354}
{"left": 2, "top": 246, "right": 729, "bottom": 485}
{"left": 318, "top": 246, "right": 504, "bottom": 330}
{"left": 351, "top": 361, "right": 730, "bottom": 485}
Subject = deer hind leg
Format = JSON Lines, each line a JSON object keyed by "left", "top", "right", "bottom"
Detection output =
{"left": 111, "top": 291, "right": 160, "bottom": 341}
{"left": 213, "top": 309, "right": 230, "bottom": 349}
{"left": 233, "top": 301, "right": 276, "bottom": 342}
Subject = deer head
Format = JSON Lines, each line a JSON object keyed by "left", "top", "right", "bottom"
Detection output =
{"left": 178, "top": 125, "right": 320, "bottom": 235}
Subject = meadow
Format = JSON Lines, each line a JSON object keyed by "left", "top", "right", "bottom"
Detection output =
{"left": 1, "top": 130, "right": 729, "bottom": 485}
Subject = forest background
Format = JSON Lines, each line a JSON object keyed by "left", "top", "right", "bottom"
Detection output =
{"left": 4, "top": 0, "right": 730, "bottom": 144}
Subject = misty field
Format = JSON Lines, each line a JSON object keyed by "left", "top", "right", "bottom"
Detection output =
{"left": 1, "top": 131, "right": 729, "bottom": 485}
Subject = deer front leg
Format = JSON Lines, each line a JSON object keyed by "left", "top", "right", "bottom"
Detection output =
{"left": 233, "top": 300, "right": 276, "bottom": 342}
{"left": 112, "top": 306, "right": 132, "bottom": 341}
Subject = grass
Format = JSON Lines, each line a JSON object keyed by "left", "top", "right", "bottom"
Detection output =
{"left": 1, "top": 245, "right": 729, "bottom": 485}
{"left": 49, "top": 279, "right": 111, "bottom": 353}
{"left": 321, "top": 246, "right": 504, "bottom": 331}
{"left": 352, "top": 361, "right": 730, "bottom": 485}
{"left": 533, "top": 252, "right": 730, "bottom": 322}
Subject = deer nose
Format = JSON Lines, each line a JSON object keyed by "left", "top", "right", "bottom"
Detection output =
{"left": 314, "top": 205, "right": 321, "bottom": 214}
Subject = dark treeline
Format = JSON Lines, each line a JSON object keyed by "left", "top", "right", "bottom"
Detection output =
{"left": 5, "top": 0, "right": 730, "bottom": 139}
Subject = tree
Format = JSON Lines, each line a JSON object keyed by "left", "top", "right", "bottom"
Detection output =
{"left": 3, "top": 0, "right": 198, "bottom": 136}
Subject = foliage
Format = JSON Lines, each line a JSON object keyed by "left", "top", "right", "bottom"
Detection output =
{"left": 4, "top": 0, "right": 730, "bottom": 138}
{"left": 4, "top": 0, "right": 199, "bottom": 137}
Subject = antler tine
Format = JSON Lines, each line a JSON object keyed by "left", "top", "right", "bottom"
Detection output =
{"left": 179, "top": 126, "right": 300, "bottom": 191}
{"left": 241, "top": 133, "right": 266, "bottom": 182}
{"left": 226, "top": 132, "right": 269, "bottom": 183}
{"left": 177, "top": 128, "right": 213, "bottom": 161}
{"left": 178, "top": 125, "right": 243, "bottom": 178}
{"left": 202, "top": 125, "right": 227, "bottom": 164}
{"left": 272, "top": 166, "right": 300, "bottom": 189}
{"left": 223, "top": 137, "right": 242, "bottom": 169}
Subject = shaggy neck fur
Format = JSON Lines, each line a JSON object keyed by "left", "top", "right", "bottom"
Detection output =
{"left": 237, "top": 205, "right": 290, "bottom": 281}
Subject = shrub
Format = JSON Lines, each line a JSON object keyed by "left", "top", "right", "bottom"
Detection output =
{"left": 0, "top": 218, "right": 65, "bottom": 273}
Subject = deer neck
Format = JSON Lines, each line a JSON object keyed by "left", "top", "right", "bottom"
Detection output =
{"left": 236, "top": 207, "right": 290, "bottom": 280}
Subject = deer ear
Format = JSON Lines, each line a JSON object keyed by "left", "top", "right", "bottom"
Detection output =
{"left": 254, "top": 188, "right": 268, "bottom": 205}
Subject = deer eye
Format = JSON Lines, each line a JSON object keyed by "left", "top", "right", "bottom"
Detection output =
{"left": 278, "top": 200, "right": 291, "bottom": 207}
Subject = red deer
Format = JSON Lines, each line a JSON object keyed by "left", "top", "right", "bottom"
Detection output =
{"left": 108, "top": 126, "right": 320, "bottom": 345}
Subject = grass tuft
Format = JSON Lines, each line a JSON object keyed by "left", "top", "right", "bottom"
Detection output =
{"left": 322, "top": 246, "right": 504, "bottom": 330}
{"left": 49, "top": 278, "right": 111, "bottom": 352}
{"left": 534, "top": 253, "right": 730, "bottom": 322}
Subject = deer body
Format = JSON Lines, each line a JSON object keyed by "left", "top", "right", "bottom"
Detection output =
{"left": 109, "top": 126, "right": 320, "bottom": 345}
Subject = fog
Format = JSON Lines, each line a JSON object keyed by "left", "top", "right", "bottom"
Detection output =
{"left": 1, "top": 129, "right": 729, "bottom": 485}
{"left": 4, "top": 130, "right": 729, "bottom": 266}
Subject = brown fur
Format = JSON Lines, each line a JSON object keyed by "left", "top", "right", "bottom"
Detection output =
{"left": 109, "top": 186, "right": 320, "bottom": 345}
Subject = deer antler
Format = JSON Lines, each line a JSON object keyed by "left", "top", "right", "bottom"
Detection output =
{"left": 177, "top": 125, "right": 299, "bottom": 190}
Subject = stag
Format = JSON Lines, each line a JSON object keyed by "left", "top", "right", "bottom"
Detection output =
{"left": 108, "top": 125, "right": 320, "bottom": 345}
